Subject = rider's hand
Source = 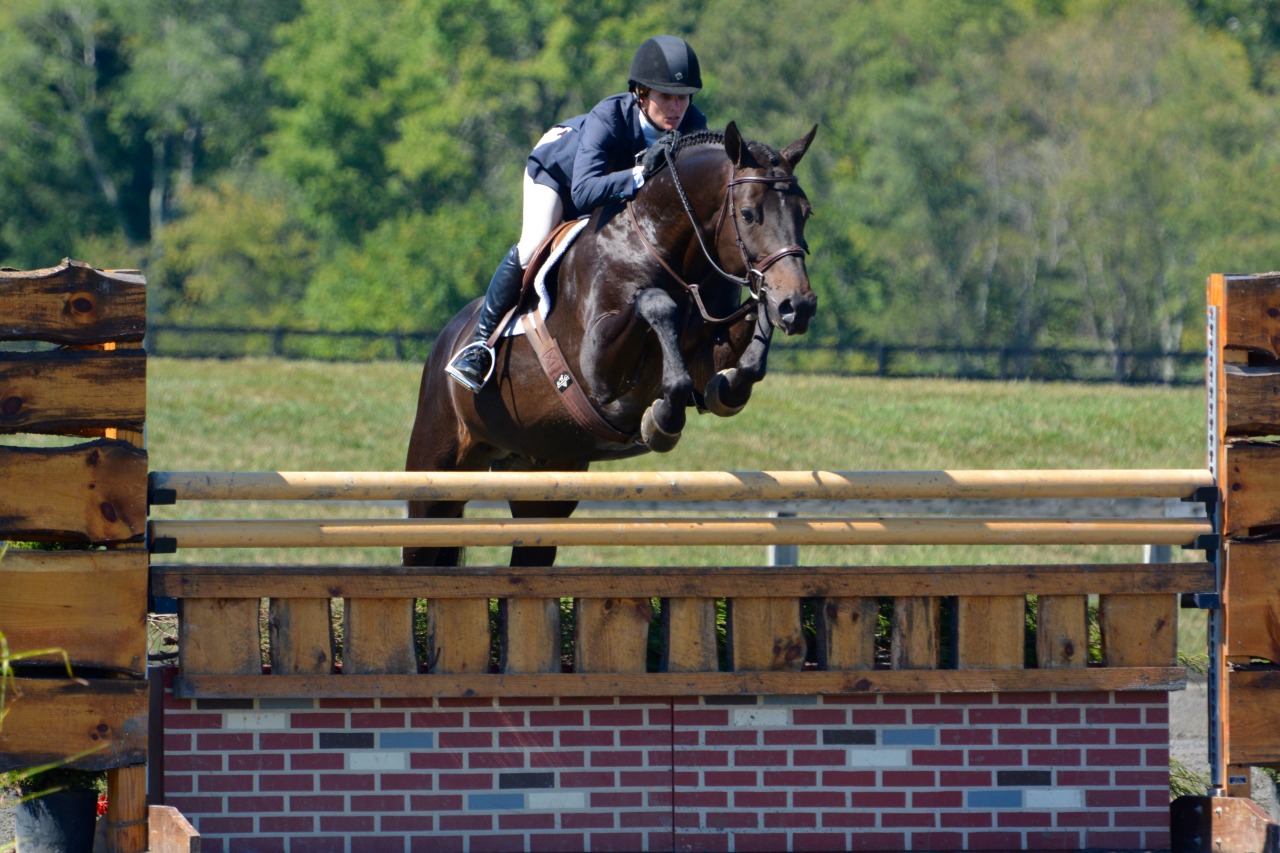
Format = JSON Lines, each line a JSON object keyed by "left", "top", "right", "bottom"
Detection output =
{"left": 639, "top": 131, "right": 680, "bottom": 179}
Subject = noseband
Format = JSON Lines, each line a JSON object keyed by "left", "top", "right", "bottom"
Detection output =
{"left": 627, "top": 145, "right": 807, "bottom": 325}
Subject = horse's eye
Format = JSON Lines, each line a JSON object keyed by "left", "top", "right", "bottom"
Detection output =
{"left": 741, "top": 208, "right": 757, "bottom": 224}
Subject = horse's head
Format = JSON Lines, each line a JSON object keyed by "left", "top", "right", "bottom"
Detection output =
{"left": 720, "top": 121, "right": 818, "bottom": 336}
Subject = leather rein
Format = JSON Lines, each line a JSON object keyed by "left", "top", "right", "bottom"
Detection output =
{"left": 627, "top": 146, "right": 807, "bottom": 325}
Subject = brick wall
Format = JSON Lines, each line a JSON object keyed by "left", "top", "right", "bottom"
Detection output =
{"left": 158, "top": 668, "right": 1171, "bottom": 852}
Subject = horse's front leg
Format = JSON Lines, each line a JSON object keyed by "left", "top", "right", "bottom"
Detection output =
{"left": 632, "top": 287, "right": 693, "bottom": 452}
{"left": 705, "top": 306, "right": 774, "bottom": 416}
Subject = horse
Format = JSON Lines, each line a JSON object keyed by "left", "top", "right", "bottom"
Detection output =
{"left": 404, "top": 121, "right": 818, "bottom": 572}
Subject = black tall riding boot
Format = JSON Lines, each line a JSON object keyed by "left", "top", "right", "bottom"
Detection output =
{"left": 446, "top": 245, "right": 524, "bottom": 392}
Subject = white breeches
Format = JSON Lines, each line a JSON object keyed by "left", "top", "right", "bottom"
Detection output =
{"left": 516, "top": 126, "right": 572, "bottom": 267}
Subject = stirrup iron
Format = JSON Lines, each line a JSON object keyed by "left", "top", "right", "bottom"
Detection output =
{"left": 445, "top": 341, "right": 496, "bottom": 392}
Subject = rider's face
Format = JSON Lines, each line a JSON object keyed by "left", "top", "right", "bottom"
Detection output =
{"left": 640, "top": 90, "right": 690, "bottom": 132}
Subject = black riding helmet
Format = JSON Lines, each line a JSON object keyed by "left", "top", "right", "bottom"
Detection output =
{"left": 629, "top": 35, "right": 702, "bottom": 95}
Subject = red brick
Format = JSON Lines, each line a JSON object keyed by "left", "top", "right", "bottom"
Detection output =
{"left": 1116, "top": 691, "right": 1167, "bottom": 704}
{"left": 529, "top": 834, "right": 588, "bottom": 853}
{"left": 1145, "top": 706, "right": 1170, "bottom": 724}
{"left": 226, "top": 795, "right": 284, "bottom": 813}
{"left": 646, "top": 749, "right": 674, "bottom": 766}
{"left": 527, "top": 709, "right": 584, "bottom": 727}
{"left": 848, "top": 832, "right": 906, "bottom": 850}
{"left": 468, "top": 751, "right": 526, "bottom": 769}
{"left": 260, "top": 733, "right": 314, "bottom": 750}
{"left": 674, "top": 832, "right": 729, "bottom": 852}
{"left": 411, "top": 836, "right": 464, "bottom": 853}
{"left": 911, "top": 708, "right": 963, "bottom": 725}
{"left": 912, "top": 790, "right": 963, "bottom": 809}
{"left": 319, "top": 815, "right": 374, "bottom": 832}
{"left": 470, "top": 711, "right": 526, "bottom": 728}
{"left": 678, "top": 749, "right": 732, "bottom": 767}
{"left": 561, "top": 812, "right": 615, "bottom": 829}
{"left": 704, "top": 770, "right": 759, "bottom": 787}
{"left": 199, "top": 733, "right": 254, "bottom": 751}
{"left": 589, "top": 750, "right": 645, "bottom": 768}
{"left": 1115, "top": 808, "right": 1169, "bottom": 828}
{"left": 409, "top": 752, "right": 464, "bottom": 770}
{"left": 1056, "top": 770, "right": 1111, "bottom": 786}
{"left": 619, "top": 811, "right": 672, "bottom": 829}
{"left": 289, "top": 712, "right": 346, "bottom": 728}
{"left": 851, "top": 791, "right": 905, "bottom": 808}
{"left": 733, "top": 750, "right": 788, "bottom": 767}
{"left": 941, "top": 812, "right": 992, "bottom": 828}
{"left": 164, "top": 774, "right": 193, "bottom": 794}
{"left": 348, "top": 836, "right": 406, "bottom": 853}
{"left": 969, "top": 832, "right": 1024, "bottom": 849}
{"left": 1028, "top": 707, "right": 1080, "bottom": 725}
{"left": 734, "top": 833, "right": 793, "bottom": 852}
{"left": 820, "top": 811, "right": 877, "bottom": 828}
{"left": 619, "top": 729, "right": 669, "bottom": 747}
{"left": 591, "top": 708, "right": 646, "bottom": 726}
{"left": 1115, "top": 727, "right": 1170, "bottom": 744}
{"left": 793, "top": 832, "right": 854, "bottom": 852}
{"left": 672, "top": 709, "right": 730, "bottom": 726}
{"left": 793, "top": 748, "right": 847, "bottom": 766}
{"left": 1086, "top": 788, "right": 1141, "bottom": 808}
{"left": 407, "top": 793, "right": 463, "bottom": 811}
{"left": 228, "top": 753, "right": 284, "bottom": 771}
{"left": 705, "top": 811, "right": 758, "bottom": 829}
{"left": 435, "top": 772, "right": 497, "bottom": 791}
{"left": 436, "top": 696, "right": 495, "bottom": 708}
{"left": 439, "top": 814, "right": 492, "bottom": 831}
{"left": 351, "top": 794, "right": 406, "bottom": 812}
{"left": 941, "top": 728, "right": 992, "bottom": 745}
{"left": 289, "top": 795, "right": 346, "bottom": 811}
{"left": 260, "top": 816, "right": 313, "bottom": 832}
{"left": 1054, "top": 726, "right": 1110, "bottom": 745}
{"left": 883, "top": 770, "right": 935, "bottom": 788}
{"left": 649, "top": 790, "right": 673, "bottom": 807}
{"left": 1057, "top": 810, "right": 1111, "bottom": 828}
{"left": 1145, "top": 829, "right": 1172, "bottom": 848}
{"left": 912, "top": 749, "right": 964, "bottom": 766}
{"left": 169, "top": 755, "right": 223, "bottom": 772}
{"left": 233, "top": 838, "right": 284, "bottom": 853}
{"left": 997, "top": 691, "right": 1054, "bottom": 705}
{"left": 1025, "top": 830, "right": 1084, "bottom": 850}
{"left": 561, "top": 730, "right": 615, "bottom": 747}
{"left": 165, "top": 713, "right": 222, "bottom": 730}
{"left": 765, "top": 811, "right": 817, "bottom": 828}
{"left": 935, "top": 693, "right": 993, "bottom": 706}
{"left": 197, "top": 817, "right": 254, "bottom": 834}
{"left": 500, "top": 729, "right": 555, "bottom": 748}
{"left": 498, "top": 813, "right": 557, "bottom": 830}
{"left": 673, "top": 730, "right": 699, "bottom": 746}
{"left": 1146, "top": 747, "right": 1170, "bottom": 765}
{"left": 471, "top": 834, "right": 526, "bottom": 853}
{"left": 380, "top": 773, "right": 437, "bottom": 791}
{"left": 849, "top": 709, "right": 907, "bottom": 725}
{"left": 408, "top": 711, "right": 465, "bottom": 727}
{"left": 999, "top": 727, "right": 1052, "bottom": 745}
{"left": 1086, "top": 748, "right": 1143, "bottom": 767}
{"left": 258, "top": 774, "right": 315, "bottom": 792}
{"left": 969, "top": 749, "right": 1026, "bottom": 766}
{"left": 1086, "top": 830, "right": 1145, "bottom": 848}
{"left": 318, "top": 698, "right": 376, "bottom": 709}
{"left": 970, "top": 708, "right": 1022, "bottom": 725}
{"left": 735, "top": 790, "right": 788, "bottom": 808}
{"left": 998, "top": 812, "right": 1052, "bottom": 828}
{"left": 764, "top": 770, "right": 815, "bottom": 788}
{"left": 939, "top": 770, "right": 992, "bottom": 787}
{"left": 821, "top": 770, "right": 876, "bottom": 787}
{"left": 1115, "top": 769, "right": 1169, "bottom": 786}
{"left": 439, "top": 731, "right": 493, "bottom": 749}
{"left": 1026, "top": 748, "right": 1081, "bottom": 766}
{"left": 291, "top": 753, "right": 344, "bottom": 771}
{"left": 319, "top": 773, "right": 375, "bottom": 791}
{"left": 1086, "top": 707, "right": 1142, "bottom": 725}
{"left": 377, "top": 698, "right": 432, "bottom": 709}
{"left": 592, "top": 791, "right": 644, "bottom": 807}
{"left": 561, "top": 771, "right": 616, "bottom": 788}
{"left": 703, "top": 730, "right": 756, "bottom": 746}
{"left": 529, "top": 750, "right": 584, "bottom": 768}
{"left": 380, "top": 815, "right": 434, "bottom": 832}
{"left": 791, "top": 709, "right": 849, "bottom": 725}
{"left": 583, "top": 832, "right": 645, "bottom": 852}
{"left": 910, "top": 832, "right": 965, "bottom": 850}
{"left": 1054, "top": 691, "right": 1112, "bottom": 705}
{"left": 164, "top": 732, "right": 192, "bottom": 751}
{"left": 880, "top": 812, "right": 936, "bottom": 828}
{"left": 793, "top": 790, "right": 845, "bottom": 808}
{"left": 672, "top": 771, "right": 699, "bottom": 787}
{"left": 678, "top": 790, "right": 729, "bottom": 808}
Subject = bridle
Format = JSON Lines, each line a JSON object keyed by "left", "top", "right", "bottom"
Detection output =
{"left": 627, "top": 143, "right": 808, "bottom": 325}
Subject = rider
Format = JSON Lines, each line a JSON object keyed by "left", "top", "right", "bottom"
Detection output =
{"left": 446, "top": 35, "right": 710, "bottom": 392}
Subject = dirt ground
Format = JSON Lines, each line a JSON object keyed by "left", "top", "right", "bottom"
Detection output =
{"left": 1, "top": 677, "right": 1273, "bottom": 848}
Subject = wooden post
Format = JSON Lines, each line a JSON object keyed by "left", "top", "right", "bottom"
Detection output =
{"left": 1036, "top": 595, "right": 1088, "bottom": 668}
{"left": 958, "top": 596, "right": 1025, "bottom": 669}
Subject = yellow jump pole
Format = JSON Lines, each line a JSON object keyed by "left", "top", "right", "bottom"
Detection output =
{"left": 149, "top": 515, "right": 1213, "bottom": 550}
{"left": 150, "top": 469, "right": 1215, "bottom": 503}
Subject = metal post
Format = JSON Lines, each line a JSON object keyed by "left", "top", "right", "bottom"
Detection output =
{"left": 768, "top": 510, "right": 799, "bottom": 567}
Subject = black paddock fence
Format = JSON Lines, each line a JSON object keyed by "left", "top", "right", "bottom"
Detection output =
{"left": 145, "top": 323, "right": 1205, "bottom": 386}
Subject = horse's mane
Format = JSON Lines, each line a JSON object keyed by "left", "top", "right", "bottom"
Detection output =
{"left": 672, "top": 129, "right": 782, "bottom": 169}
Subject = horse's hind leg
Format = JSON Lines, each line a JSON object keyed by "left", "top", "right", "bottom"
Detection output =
{"left": 500, "top": 495, "right": 580, "bottom": 674}
{"left": 632, "top": 287, "right": 693, "bottom": 451}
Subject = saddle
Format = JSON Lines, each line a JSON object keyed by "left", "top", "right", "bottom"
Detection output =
{"left": 486, "top": 220, "right": 637, "bottom": 446}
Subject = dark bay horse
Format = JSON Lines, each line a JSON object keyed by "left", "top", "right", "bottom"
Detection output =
{"left": 405, "top": 121, "right": 817, "bottom": 569}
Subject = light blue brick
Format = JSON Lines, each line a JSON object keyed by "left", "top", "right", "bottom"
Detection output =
{"left": 968, "top": 790, "right": 1023, "bottom": 809}
{"left": 380, "top": 732, "right": 435, "bottom": 749}
{"left": 468, "top": 794, "right": 525, "bottom": 811}
{"left": 882, "top": 728, "right": 936, "bottom": 746}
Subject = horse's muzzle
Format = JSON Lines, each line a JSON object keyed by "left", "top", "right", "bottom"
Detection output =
{"left": 771, "top": 291, "right": 817, "bottom": 335}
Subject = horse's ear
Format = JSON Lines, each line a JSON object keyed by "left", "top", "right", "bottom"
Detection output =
{"left": 723, "top": 121, "right": 761, "bottom": 169}
{"left": 781, "top": 124, "right": 818, "bottom": 170}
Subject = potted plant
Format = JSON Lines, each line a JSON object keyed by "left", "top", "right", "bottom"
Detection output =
{"left": 5, "top": 765, "right": 104, "bottom": 853}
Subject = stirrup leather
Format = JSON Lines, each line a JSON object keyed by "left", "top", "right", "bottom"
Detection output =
{"left": 445, "top": 341, "right": 496, "bottom": 392}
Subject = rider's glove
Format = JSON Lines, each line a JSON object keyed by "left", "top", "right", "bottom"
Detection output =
{"left": 639, "top": 131, "right": 680, "bottom": 180}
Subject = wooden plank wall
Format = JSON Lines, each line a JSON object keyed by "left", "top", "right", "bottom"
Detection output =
{"left": 1213, "top": 272, "right": 1280, "bottom": 772}
{"left": 0, "top": 260, "right": 150, "bottom": 853}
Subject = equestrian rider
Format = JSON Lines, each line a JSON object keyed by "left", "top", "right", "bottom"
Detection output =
{"left": 446, "top": 35, "right": 710, "bottom": 392}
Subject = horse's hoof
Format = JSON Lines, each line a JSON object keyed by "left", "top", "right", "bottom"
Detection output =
{"left": 704, "top": 370, "right": 749, "bottom": 417}
{"left": 641, "top": 406, "right": 682, "bottom": 452}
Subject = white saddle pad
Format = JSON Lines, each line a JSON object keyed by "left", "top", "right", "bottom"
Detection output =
{"left": 503, "top": 219, "right": 590, "bottom": 338}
